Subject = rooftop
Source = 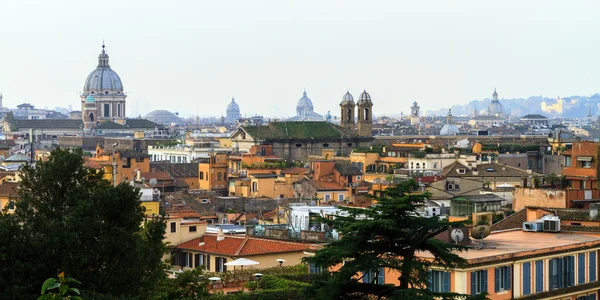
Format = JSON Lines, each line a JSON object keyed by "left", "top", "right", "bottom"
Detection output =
{"left": 418, "top": 230, "right": 600, "bottom": 265}
{"left": 176, "top": 234, "right": 313, "bottom": 256}
{"left": 237, "top": 121, "right": 360, "bottom": 140}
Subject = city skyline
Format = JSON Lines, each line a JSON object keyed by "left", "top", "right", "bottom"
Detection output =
{"left": 1, "top": 0, "right": 599, "bottom": 118}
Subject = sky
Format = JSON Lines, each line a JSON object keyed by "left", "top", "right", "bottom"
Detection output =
{"left": 0, "top": 0, "right": 599, "bottom": 119}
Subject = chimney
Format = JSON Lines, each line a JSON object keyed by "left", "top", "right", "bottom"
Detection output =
{"left": 216, "top": 228, "right": 225, "bottom": 242}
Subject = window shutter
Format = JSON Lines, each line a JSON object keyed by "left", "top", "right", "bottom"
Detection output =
{"left": 223, "top": 258, "right": 227, "bottom": 272}
{"left": 569, "top": 256, "right": 575, "bottom": 287}
{"left": 536, "top": 260, "right": 544, "bottom": 292}
{"left": 482, "top": 270, "right": 488, "bottom": 293}
{"left": 427, "top": 271, "right": 433, "bottom": 291}
{"left": 207, "top": 255, "right": 211, "bottom": 271}
{"left": 506, "top": 266, "right": 511, "bottom": 290}
{"left": 590, "top": 252, "right": 597, "bottom": 282}
{"left": 495, "top": 268, "right": 500, "bottom": 293}
{"left": 442, "top": 272, "right": 450, "bottom": 293}
{"left": 523, "top": 262, "right": 531, "bottom": 295}
{"left": 471, "top": 272, "right": 476, "bottom": 295}
{"left": 589, "top": 293, "right": 597, "bottom": 300}
{"left": 579, "top": 253, "right": 586, "bottom": 284}
{"left": 378, "top": 267, "right": 385, "bottom": 285}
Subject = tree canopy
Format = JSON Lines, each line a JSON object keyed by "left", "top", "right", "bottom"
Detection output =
{"left": 0, "top": 148, "right": 166, "bottom": 299}
{"left": 305, "top": 180, "right": 486, "bottom": 299}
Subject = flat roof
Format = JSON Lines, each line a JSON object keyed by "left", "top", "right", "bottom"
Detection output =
{"left": 419, "top": 230, "right": 600, "bottom": 264}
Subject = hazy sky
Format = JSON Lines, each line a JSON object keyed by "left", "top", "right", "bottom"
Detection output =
{"left": 1, "top": 1, "right": 599, "bottom": 118}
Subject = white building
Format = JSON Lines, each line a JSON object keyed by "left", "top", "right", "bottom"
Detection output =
{"left": 148, "top": 144, "right": 231, "bottom": 163}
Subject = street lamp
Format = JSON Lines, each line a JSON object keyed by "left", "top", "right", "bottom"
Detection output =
{"left": 253, "top": 273, "right": 263, "bottom": 289}
{"left": 276, "top": 258, "right": 286, "bottom": 268}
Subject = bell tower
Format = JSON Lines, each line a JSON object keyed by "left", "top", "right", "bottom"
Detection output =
{"left": 340, "top": 91, "right": 355, "bottom": 130}
{"left": 82, "top": 94, "right": 98, "bottom": 132}
{"left": 357, "top": 90, "right": 373, "bottom": 137}
{"left": 410, "top": 101, "right": 420, "bottom": 126}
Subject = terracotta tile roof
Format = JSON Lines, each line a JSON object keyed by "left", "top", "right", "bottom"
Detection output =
{"left": 419, "top": 175, "right": 445, "bottom": 183}
{"left": 0, "top": 182, "right": 18, "bottom": 197}
{"left": 141, "top": 172, "right": 172, "bottom": 181}
{"left": 166, "top": 209, "right": 203, "bottom": 219}
{"left": 281, "top": 167, "right": 308, "bottom": 175}
{"left": 176, "top": 234, "right": 313, "bottom": 256}
{"left": 526, "top": 206, "right": 597, "bottom": 222}
{"left": 491, "top": 209, "right": 526, "bottom": 232}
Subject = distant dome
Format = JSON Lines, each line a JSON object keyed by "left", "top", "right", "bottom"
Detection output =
{"left": 341, "top": 91, "right": 354, "bottom": 104}
{"left": 440, "top": 124, "right": 460, "bottom": 135}
{"left": 358, "top": 90, "right": 371, "bottom": 102}
{"left": 5, "top": 153, "right": 30, "bottom": 162}
{"left": 488, "top": 88, "right": 504, "bottom": 115}
{"left": 144, "top": 110, "right": 182, "bottom": 124}
{"left": 488, "top": 100, "right": 505, "bottom": 115}
{"left": 296, "top": 91, "right": 314, "bottom": 114}
{"left": 289, "top": 90, "right": 324, "bottom": 121}
{"left": 83, "top": 44, "right": 123, "bottom": 94}
{"left": 85, "top": 95, "right": 95, "bottom": 103}
{"left": 226, "top": 98, "right": 241, "bottom": 121}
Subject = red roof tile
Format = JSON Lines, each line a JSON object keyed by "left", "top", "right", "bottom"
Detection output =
{"left": 176, "top": 234, "right": 312, "bottom": 256}
{"left": 166, "top": 209, "right": 203, "bottom": 219}
{"left": 0, "top": 182, "right": 18, "bottom": 197}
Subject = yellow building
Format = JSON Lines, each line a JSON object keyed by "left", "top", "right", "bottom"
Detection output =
{"left": 0, "top": 182, "right": 18, "bottom": 213}
{"left": 198, "top": 153, "right": 228, "bottom": 192}
{"left": 85, "top": 145, "right": 151, "bottom": 185}
{"left": 172, "top": 233, "right": 313, "bottom": 272}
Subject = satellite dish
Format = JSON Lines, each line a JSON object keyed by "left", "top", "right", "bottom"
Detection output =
{"left": 149, "top": 178, "right": 157, "bottom": 187}
{"left": 470, "top": 225, "right": 491, "bottom": 240}
{"left": 451, "top": 228, "right": 465, "bottom": 243}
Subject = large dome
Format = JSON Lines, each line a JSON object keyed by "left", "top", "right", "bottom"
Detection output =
{"left": 226, "top": 97, "right": 241, "bottom": 121}
{"left": 488, "top": 100, "right": 504, "bottom": 115}
{"left": 227, "top": 98, "right": 239, "bottom": 111}
{"left": 144, "top": 110, "right": 182, "bottom": 124}
{"left": 440, "top": 124, "right": 460, "bottom": 135}
{"left": 296, "top": 91, "right": 314, "bottom": 113}
{"left": 83, "top": 45, "right": 124, "bottom": 93}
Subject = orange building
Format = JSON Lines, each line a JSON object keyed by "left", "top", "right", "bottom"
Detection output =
{"left": 563, "top": 141, "right": 600, "bottom": 190}
{"left": 85, "top": 144, "right": 150, "bottom": 185}
{"left": 198, "top": 153, "right": 228, "bottom": 194}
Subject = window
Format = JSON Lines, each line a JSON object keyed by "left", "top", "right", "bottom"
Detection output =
{"left": 215, "top": 257, "right": 227, "bottom": 272}
{"left": 362, "top": 267, "right": 385, "bottom": 285}
{"left": 217, "top": 172, "right": 222, "bottom": 181}
{"left": 104, "top": 104, "right": 110, "bottom": 117}
{"left": 579, "top": 253, "right": 586, "bottom": 284}
{"left": 549, "top": 256, "right": 575, "bottom": 290}
{"left": 523, "top": 262, "right": 531, "bottom": 296}
{"left": 471, "top": 270, "right": 488, "bottom": 295}
{"left": 495, "top": 266, "right": 511, "bottom": 292}
{"left": 183, "top": 252, "right": 192, "bottom": 267}
{"left": 170, "top": 222, "right": 176, "bottom": 233}
{"left": 338, "top": 194, "right": 344, "bottom": 201}
{"left": 356, "top": 176, "right": 362, "bottom": 181}
{"left": 428, "top": 270, "right": 450, "bottom": 293}
{"left": 583, "top": 161, "right": 592, "bottom": 168}
{"left": 565, "top": 156, "right": 572, "bottom": 167}
{"left": 117, "top": 103, "right": 121, "bottom": 117}
{"left": 590, "top": 252, "right": 597, "bottom": 282}
{"left": 252, "top": 182, "right": 258, "bottom": 192}
{"left": 535, "top": 260, "right": 544, "bottom": 292}
{"left": 194, "top": 254, "right": 205, "bottom": 268}
{"left": 189, "top": 226, "right": 197, "bottom": 232}
{"left": 8, "top": 200, "right": 14, "bottom": 210}
{"left": 324, "top": 194, "right": 331, "bottom": 201}
{"left": 577, "top": 295, "right": 597, "bottom": 300}
{"left": 309, "top": 263, "right": 322, "bottom": 274}
{"left": 201, "top": 199, "right": 209, "bottom": 204}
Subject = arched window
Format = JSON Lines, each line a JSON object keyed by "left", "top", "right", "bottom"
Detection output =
{"left": 347, "top": 108, "right": 352, "bottom": 121}
{"left": 365, "top": 108, "right": 369, "bottom": 120}
{"left": 89, "top": 112, "right": 94, "bottom": 122}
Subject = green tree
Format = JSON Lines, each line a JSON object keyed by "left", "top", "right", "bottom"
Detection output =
{"left": 305, "top": 180, "right": 484, "bottom": 299}
{"left": 0, "top": 148, "right": 166, "bottom": 299}
{"left": 38, "top": 272, "right": 82, "bottom": 300}
{"left": 149, "top": 268, "right": 210, "bottom": 300}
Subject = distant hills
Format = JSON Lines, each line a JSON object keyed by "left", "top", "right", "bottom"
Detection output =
{"left": 427, "top": 93, "right": 600, "bottom": 118}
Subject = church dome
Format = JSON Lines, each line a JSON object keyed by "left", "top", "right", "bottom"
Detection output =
{"left": 440, "top": 124, "right": 460, "bottom": 135}
{"left": 296, "top": 91, "right": 314, "bottom": 113}
{"left": 340, "top": 91, "right": 354, "bottom": 105}
{"left": 227, "top": 98, "right": 239, "bottom": 111}
{"left": 488, "top": 100, "right": 505, "bottom": 115}
{"left": 83, "top": 44, "right": 124, "bottom": 94}
{"left": 144, "top": 110, "right": 182, "bottom": 124}
{"left": 358, "top": 90, "right": 371, "bottom": 102}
